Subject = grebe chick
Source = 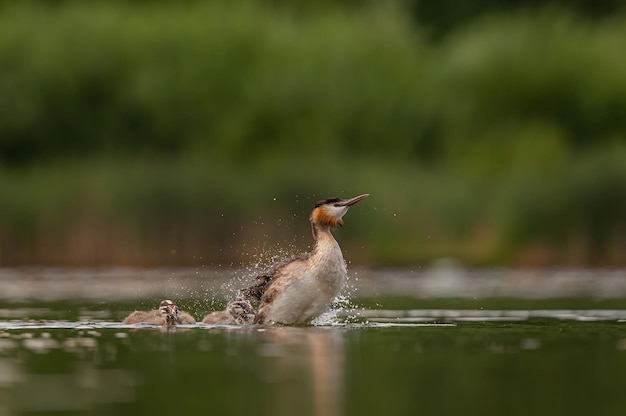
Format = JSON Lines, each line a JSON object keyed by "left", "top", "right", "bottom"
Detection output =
{"left": 123, "top": 299, "right": 196, "bottom": 325}
{"left": 202, "top": 296, "right": 255, "bottom": 324}
{"left": 243, "top": 193, "right": 368, "bottom": 325}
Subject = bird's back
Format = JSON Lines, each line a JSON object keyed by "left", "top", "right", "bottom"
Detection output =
{"left": 176, "top": 311, "right": 196, "bottom": 324}
{"left": 122, "top": 310, "right": 163, "bottom": 325}
{"left": 243, "top": 254, "right": 309, "bottom": 302}
{"left": 202, "top": 310, "right": 237, "bottom": 324}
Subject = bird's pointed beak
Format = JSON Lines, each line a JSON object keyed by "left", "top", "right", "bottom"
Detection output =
{"left": 338, "top": 194, "right": 369, "bottom": 207}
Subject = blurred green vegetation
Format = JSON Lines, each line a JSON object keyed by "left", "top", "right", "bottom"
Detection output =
{"left": 0, "top": 0, "right": 625, "bottom": 267}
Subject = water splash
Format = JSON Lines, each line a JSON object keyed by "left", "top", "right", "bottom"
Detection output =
{"left": 312, "top": 281, "right": 366, "bottom": 326}
{"left": 230, "top": 242, "right": 300, "bottom": 288}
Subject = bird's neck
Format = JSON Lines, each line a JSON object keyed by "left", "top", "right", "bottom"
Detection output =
{"left": 309, "top": 222, "right": 347, "bottom": 282}
{"left": 311, "top": 223, "right": 341, "bottom": 257}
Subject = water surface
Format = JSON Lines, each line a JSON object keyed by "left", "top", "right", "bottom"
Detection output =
{"left": 2, "top": 268, "right": 626, "bottom": 416}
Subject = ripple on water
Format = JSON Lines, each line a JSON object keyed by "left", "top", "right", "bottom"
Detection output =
{"left": 1, "top": 308, "right": 626, "bottom": 332}
{"left": 355, "top": 309, "right": 626, "bottom": 322}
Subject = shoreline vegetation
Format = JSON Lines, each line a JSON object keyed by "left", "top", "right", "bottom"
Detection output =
{"left": 1, "top": 1, "right": 625, "bottom": 267}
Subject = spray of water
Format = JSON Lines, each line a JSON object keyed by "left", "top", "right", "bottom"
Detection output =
{"left": 129, "top": 208, "right": 364, "bottom": 326}
{"left": 310, "top": 268, "right": 367, "bottom": 326}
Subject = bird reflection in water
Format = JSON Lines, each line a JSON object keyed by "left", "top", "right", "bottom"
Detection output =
{"left": 257, "top": 328, "right": 344, "bottom": 416}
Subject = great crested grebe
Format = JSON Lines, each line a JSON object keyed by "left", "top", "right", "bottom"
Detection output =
{"left": 202, "top": 296, "right": 255, "bottom": 324}
{"left": 243, "top": 193, "right": 369, "bottom": 325}
{"left": 122, "top": 299, "right": 196, "bottom": 325}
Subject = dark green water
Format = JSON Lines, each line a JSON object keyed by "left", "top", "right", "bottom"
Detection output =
{"left": 2, "top": 303, "right": 626, "bottom": 416}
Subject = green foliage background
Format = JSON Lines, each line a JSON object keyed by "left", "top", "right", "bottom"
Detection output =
{"left": 0, "top": 0, "right": 625, "bottom": 266}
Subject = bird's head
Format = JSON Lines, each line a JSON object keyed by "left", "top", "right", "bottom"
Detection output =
{"left": 310, "top": 194, "right": 369, "bottom": 228}
{"left": 159, "top": 300, "right": 179, "bottom": 324}
{"left": 227, "top": 296, "right": 255, "bottom": 317}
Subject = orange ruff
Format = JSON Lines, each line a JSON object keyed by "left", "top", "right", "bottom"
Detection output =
{"left": 310, "top": 207, "right": 343, "bottom": 228}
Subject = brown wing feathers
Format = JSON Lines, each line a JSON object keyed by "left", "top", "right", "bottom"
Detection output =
{"left": 241, "top": 273, "right": 273, "bottom": 301}
{"left": 241, "top": 253, "right": 310, "bottom": 302}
